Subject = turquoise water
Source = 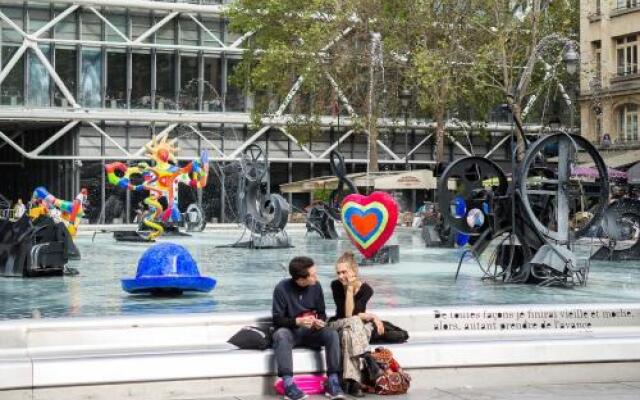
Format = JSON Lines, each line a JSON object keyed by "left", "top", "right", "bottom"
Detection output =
{"left": 1, "top": 228, "right": 639, "bottom": 320}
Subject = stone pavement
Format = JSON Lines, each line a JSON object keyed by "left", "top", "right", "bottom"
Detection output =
{"left": 191, "top": 381, "right": 640, "bottom": 400}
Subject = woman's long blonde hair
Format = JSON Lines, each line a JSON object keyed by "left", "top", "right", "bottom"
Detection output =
{"left": 336, "top": 251, "right": 359, "bottom": 277}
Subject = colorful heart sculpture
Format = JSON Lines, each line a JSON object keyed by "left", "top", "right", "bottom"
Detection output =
{"left": 341, "top": 191, "right": 399, "bottom": 259}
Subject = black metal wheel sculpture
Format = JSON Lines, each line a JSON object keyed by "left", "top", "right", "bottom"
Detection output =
{"left": 518, "top": 134, "right": 609, "bottom": 244}
{"left": 438, "top": 157, "right": 509, "bottom": 237}
{"left": 225, "top": 144, "right": 291, "bottom": 249}
{"left": 438, "top": 132, "right": 609, "bottom": 287}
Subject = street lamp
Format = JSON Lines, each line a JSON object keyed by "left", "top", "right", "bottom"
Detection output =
{"left": 399, "top": 87, "right": 412, "bottom": 170}
{"left": 563, "top": 43, "right": 579, "bottom": 76}
{"left": 562, "top": 42, "right": 579, "bottom": 133}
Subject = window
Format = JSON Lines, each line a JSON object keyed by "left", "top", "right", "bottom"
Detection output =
{"left": 226, "top": 59, "right": 245, "bottom": 112}
{"left": 82, "top": 11, "right": 102, "bottom": 42}
{"left": 105, "top": 13, "right": 127, "bottom": 43}
{"left": 131, "top": 52, "right": 151, "bottom": 109}
{"left": 592, "top": 41, "right": 602, "bottom": 81}
{"left": 54, "top": 48, "right": 77, "bottom": 107}
{"left": 106, "top": 51, "right": 127, "bottom": 108}
{"left": 616, "top": 36, "right": 638, "bottom": 76}
{"left": 80, "top": 49, "right": 102, "bottom": 108}
{"left": 595, "top": 0, "right": 601, "bottom": 14}
{"left": 617, "top": 0, "right": 639, "bottom": 9}
{"left": 27, "top": 47, "right": 50, "bottom": 107}
{"left": 203, "top": 57, "right": 222, "bottom": 111}
{"left": 29, "top": 9, "right": 51, "bottom": 38}
{"left": 618, "top": 104, "right": 639, "bottom": 142}
{"left": 54, "top": 17, "right": 77, "bottom": 40}
{"left": 0, "top": 46, "right": 24, "bottom": 106}
{"left": 180, "top": 19, "right": 199, "bottom": 46}
{"left": 155, "top": 52, "right": 175, "bottom": 110}
{"left": 0, "top": 7, "right": 24, "bottom": 43}
{"left": 179, "top": 54, "right": 199, "bottom": 110}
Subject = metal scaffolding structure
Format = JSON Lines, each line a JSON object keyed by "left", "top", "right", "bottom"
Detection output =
{"left": 0, "top": 1, "right": 544, "bottom": 222}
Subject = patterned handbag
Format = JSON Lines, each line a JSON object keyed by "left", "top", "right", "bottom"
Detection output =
{"left": 363, "top": 347, "right": 411, "bottom": 395}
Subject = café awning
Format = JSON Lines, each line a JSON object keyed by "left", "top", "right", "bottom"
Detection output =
{"left": 280, "top": 169, "right": 449, "bottom": 193}
{"left": 280, "top": 172, "right": 385, "bottom": 193}
{"left": 373, "top": 169, "right": 439, "bottom": 190}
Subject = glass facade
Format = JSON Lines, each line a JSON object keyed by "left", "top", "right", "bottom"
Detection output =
{"left": 1, "top": 46, "right": 24, "bottom": 106}
{"left": 0, "top": 5, "right": 243, "bottom": 112}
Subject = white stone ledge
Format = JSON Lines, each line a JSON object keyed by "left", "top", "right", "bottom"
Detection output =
{"left": 2, "top": 304, "right": 640, "bottom": 390}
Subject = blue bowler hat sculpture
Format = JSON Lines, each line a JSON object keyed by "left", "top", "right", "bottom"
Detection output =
{"left": 122, "top": 243, "right": 216, "bottom": 296}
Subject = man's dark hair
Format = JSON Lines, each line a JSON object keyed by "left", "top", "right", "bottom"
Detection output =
{"left": 289, "top": 256, "right": 315, "bottom": 280}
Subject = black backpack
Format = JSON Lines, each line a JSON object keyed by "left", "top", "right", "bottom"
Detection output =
{"left": 370, "top": 320, "right": 409, "bottom": 344}
{"left": 227, "top": 325, "right": 274, "bottom": 350}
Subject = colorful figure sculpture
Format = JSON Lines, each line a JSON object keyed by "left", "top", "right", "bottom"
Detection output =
{"left": 105, "top": 135, "right": 209, "bottom": 240}
{"left": 30, "top": 187, "right": 88, "bottom": 237}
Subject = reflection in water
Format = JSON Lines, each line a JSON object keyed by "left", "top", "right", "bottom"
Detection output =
{"left": 82, "top": 50, "right": 102, "bottom": 108}
{"left": 27, "top": 49, "right": 50, "bottom": 106}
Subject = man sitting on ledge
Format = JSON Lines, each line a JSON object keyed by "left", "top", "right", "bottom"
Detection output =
{"left": 272, "top": 256, "right": 346, "bottom": 400}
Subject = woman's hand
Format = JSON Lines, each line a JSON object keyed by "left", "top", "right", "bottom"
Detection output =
{"left": 374, "top": 318, "right": 385, "bottom": 335}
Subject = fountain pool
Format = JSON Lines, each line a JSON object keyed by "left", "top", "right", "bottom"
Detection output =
{"left": 1, "top": 227, "right": 639, "bottom": 320}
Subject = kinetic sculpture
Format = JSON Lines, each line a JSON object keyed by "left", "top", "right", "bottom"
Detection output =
{"left": 438, "top": 132, "right": 609, "bottom": 287}
{"left": 30, "top": 187, "right": 88, "bottom": 237}
{"left": 225, "top": 144, "right": 291, "bottom": 249}
{"left": 592, "top": 198, "right": 640, "bottom": 260}
{"left": 105, "top": 135, "right": 209, "bottom": 241}
{"left": 122, "top": 242, "right": 216, "bottom": 296}
{"left": 306, "top": 151, "right": 356, "bottom": 239}
{"left": 0, "top": 213, "right": 80, "bottom": 277}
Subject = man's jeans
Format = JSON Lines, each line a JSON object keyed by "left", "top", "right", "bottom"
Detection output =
{"left": 272, "top": 326, "right": 341, "bottom": 377}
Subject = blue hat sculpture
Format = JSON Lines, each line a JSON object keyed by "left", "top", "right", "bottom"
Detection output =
{"left": 122, "top": 243, "right": 216, "bottom": 296}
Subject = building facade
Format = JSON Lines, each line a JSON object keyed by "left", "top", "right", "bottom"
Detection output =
{"left": 580, "top": 0, "right": 640, "bottom": 144}
{"left": 0, "top": 0, "right": 519, "bottom": 223}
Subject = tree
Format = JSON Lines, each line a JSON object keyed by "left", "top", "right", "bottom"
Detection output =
{"left": 227, "top": 0, "right": 579, "bottom": 167}
{"left": 468, "top": 0, "right": 580, "bottom": 159}
{"left": 228, "top": 0, "right": 396, "bottom": 172}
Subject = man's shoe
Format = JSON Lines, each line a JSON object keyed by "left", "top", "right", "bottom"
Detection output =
{"left": 348, "top": 381, "right": 365, "bottom": 397}
{"left": 324, "top": 379, "right": 347, "bottom": 400}
{"left": 283, "top": 382, "right": 308, "bottom": 400}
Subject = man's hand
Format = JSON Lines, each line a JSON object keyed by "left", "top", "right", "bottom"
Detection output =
{"left": 311, "top": 318, "right": 325, "bottom": 330}
{"left": 295, "top": 316, "right": 314, "bottom": 329}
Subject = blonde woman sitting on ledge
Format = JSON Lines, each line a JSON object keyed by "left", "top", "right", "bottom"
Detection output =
{"left": 328, "top": 251, "right": 384, "bottom": 397}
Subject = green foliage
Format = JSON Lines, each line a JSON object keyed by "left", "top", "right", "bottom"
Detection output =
{"left": 227, "top": 0, "right": 580, "bottom": 152}
{"left": 313, "top": 187, "right": 332, "bottom": 203}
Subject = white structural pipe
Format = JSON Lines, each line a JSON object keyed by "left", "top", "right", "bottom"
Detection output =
{"left": 0, "top": 108, "right": 545, "bottom": 132}
{"left": 30, "top": 0, "right": 225, "bottom": 15}
{"left": 31, "top": 121, "right": 80, "bottom": 156}
{"left": 34, "top": 37, "right": 241, "bottom": 55}
{"left": 133, "top": 12, "right": 179, "bottom": 44}
{"left": 318, "top": 129, "right": 355, "bottom": 159}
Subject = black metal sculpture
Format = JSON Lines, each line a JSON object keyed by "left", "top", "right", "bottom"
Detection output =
{"left": 305, "top": 150, "right": 356, "bottom": 239}
{"left": 591, "top": 198, "right": 640, "bottom": 261}
{"left": 0, "top": 215, "right": 79, "bottom": 277}
{"left": 224, "top": 144, "right": 291, "bottom": 249}
{"left": 438, "top": 132, "right": 609, "bottom": 287}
